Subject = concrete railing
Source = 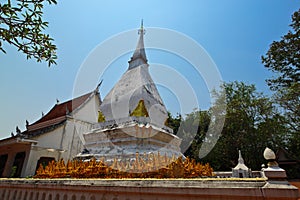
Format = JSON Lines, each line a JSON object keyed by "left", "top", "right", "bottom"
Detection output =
{"left": 0, "top": 178, "right": 298, "bottom": 200}
{"left": 214, "top": 171, "right": 262, "bottom": 178}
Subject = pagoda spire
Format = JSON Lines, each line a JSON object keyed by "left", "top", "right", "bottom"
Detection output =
{"left": 128, "top": 20, "right": 148, "bottom": 70}
{"left": 238, "top": 150, "right": 244, "bottom": 164}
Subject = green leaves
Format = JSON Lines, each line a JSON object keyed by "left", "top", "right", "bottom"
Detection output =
{"left": 168, "top": 81, "right": 297, "bottom": 176}
{"left": 187, "top": 82, "right": 286, "bottom": 171}
{"left": 262, "top": 9, "right": 300, "bottom": 90}
{"left": 0, "top": 0, "right": 57, "bottom": 67}
{"left": 262, "top": 8, "right": 300, "bottom": 159}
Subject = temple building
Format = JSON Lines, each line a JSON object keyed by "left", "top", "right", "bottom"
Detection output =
{"left": 0, "top": 23, "right": 182, "bottom": 177}
{"left": 0, "top": 90, "right": 101, "bottom": 177}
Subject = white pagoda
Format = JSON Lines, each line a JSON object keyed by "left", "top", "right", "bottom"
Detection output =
{"left": 78, "top": 23, "right": 183, "bottom": 161}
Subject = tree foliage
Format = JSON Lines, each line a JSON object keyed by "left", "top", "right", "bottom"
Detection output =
{"left": 180, "top": 110, "right": 211, "bottom": 159}
{"left": 167, "top": 82, "right": 287, "bottom": 171}
{"left": 262, "top": 9, "right": 300, "bottom": 133}
{"left": 202, "top": 82, "right": 287, "bottom": 171}
{"left": 166, "top": 112, "right": 182, "bottom": 134}
{"left": 0, "top": 0, "right": 57, "bottom": 66}
{"left": 166, "top": 81, "right": 298, "bottom": 177}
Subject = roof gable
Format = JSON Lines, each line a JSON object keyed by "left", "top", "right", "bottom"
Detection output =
{"left": 27, "top": 92, "right": 93, "bottom": 132}
{"left": 276, "top": 147, "right": 300, "bottom": 164}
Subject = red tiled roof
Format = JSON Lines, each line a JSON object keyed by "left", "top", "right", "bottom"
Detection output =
{"left": 27, "top": 92, "right": 93, "bottom": 132}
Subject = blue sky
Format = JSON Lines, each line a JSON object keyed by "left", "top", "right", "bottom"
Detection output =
{"left": 0, "top": 0, "right": 299, "bottom": 139}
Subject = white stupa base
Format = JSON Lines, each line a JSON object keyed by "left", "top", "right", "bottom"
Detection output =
{"left": 77, "top": 118, "right": 183, "bottom": 162}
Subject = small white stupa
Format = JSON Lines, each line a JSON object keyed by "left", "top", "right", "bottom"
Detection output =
{"left": 232, "top": 150, "right": 252, "bottom": 178}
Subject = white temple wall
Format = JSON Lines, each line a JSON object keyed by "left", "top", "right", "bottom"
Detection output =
{"left": 23, "top": 125, "right": 65, "bottom": 177}
{"left": 61, "top": 120, "right": 92, "bottom": 161}
{"left": 72, "top": 94, "right": 100, "bottom": 123}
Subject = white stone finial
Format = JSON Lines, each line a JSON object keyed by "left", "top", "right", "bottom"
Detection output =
{"left": 263, "top": 147, "right": 278, "bottom": 167}
{"left": 263, "top": 147, "right": 276, "bottom": 160}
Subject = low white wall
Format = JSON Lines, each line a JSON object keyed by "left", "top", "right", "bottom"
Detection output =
{"left": 0, "top": 178, "right": 298, "bottom": 200}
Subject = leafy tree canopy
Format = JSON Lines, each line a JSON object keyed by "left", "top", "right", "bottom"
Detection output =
{"left": 164, "top": 81, "right": 298, "bottom": 177}
{"left": 173, "top": 82, "right": 286, "bottom": 171}
{"left": 262, "top": 9, "right": 300, "bottom": 132}
{"left": 262, "top": 9, "right": 299, "bottom": 90}
{"left": 0, "top": 0, "right": 57, "bottom": 66}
